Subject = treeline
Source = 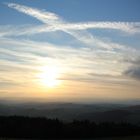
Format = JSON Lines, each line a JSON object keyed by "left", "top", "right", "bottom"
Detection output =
{"left": 0, "top": 116, "right": 140, "bottom": 139}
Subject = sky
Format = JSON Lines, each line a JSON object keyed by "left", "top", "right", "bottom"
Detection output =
{"left": 0, "top": 0, "right": 140, "bottom": 103}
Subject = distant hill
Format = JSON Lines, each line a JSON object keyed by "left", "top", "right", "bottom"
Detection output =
{"left": 0, "top": 102, "right": 140, "bottom": 124}
{"left": 77, "top": 105, "right": 140, "bottom": 124}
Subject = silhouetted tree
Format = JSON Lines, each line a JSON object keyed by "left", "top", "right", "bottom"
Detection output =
{"left": 0, "top": 116, "right": 139, "bottom": 139}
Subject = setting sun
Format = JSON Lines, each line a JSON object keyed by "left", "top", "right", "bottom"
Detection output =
{"left": 37, "top": 65, "right": 61, "bottom": 88}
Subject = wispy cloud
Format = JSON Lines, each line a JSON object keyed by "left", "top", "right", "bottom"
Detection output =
{"left": 0, "top": 2, "right": 140, "bottom": 98}
{"left": 123, "top": 57, "right": 140, "bottom": 81}
{"left": 3, "top": 2, "right": 139, "bottom": 53}
{"left": 0, "top": 37, "right": 137, "bottom": 84}
{"left": 6, "top": 3, "right": 60, "bottom": 22}
{"left": 6, "top": 3, "right": 140, "bottom": 34}
{"left": 124, "top": 66, "right": 140, "bottom": 80}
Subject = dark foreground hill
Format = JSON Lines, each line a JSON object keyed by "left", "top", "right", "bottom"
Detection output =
{"left": 0, "top": 116, "right": 140, "bottom": 139}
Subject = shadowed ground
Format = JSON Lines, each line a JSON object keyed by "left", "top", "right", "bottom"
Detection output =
{"left": 1, "top": 136, "right": 140, "bottom": 140}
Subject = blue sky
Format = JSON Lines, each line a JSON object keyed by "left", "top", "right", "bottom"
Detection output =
{"left": 1, "top": 0, "right": 140, "bottom": 25}
{"left": 0, "top": 0, "right": 140, "bottom": 102}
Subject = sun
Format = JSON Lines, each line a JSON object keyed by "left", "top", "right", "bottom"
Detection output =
{"left": 38, "top": 65, "right": 61, "bottom": 88}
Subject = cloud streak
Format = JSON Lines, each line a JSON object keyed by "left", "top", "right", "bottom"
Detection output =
{"left": 124, "top": 67, "right": 140, "bottom": 80}
{"left": 6, "top": 3, "right": 140, "bottom": 34}
{"left": 0, "top": 2, "right": 140, "bottom": 98}
{"left": 3, "top": 2, "right": 139, "bottom": 53}
{"left": 124, "top": 58, "right": 140, "bottom": 81}
{"left": 6, "top": 3, "right": 60, "bottom": 22}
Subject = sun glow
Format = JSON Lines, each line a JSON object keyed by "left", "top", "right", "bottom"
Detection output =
{"left": 38, "top": 65, "right": 61, "bottom": 88}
